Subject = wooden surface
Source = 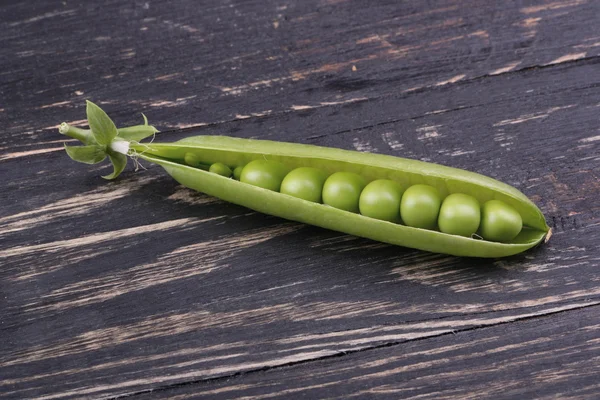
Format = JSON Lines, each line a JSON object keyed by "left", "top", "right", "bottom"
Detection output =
{"left": 1, "top": 0, "right": 599, "bottom": 399}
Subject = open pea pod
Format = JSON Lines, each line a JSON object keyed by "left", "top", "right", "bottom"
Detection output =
{"left": 133, "top": 135, "right": 550, "bottom": 258}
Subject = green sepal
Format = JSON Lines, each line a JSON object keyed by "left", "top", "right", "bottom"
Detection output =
{"left": 64, "top": 144, "right": 107, "bottom": 165}
{"left": 102, "top": 150, "right": 128, "bottom": 180}
{"left": 116, "top": 113, "right": 159, "bottom": 142}
{"left": 117, "top": 125, "right": 159, "bottom": 142}
{"left": 86, "top": 100, "right": 118, "bottom": 146}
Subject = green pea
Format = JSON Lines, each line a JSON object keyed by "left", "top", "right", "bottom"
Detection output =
{"left": 438, "top": 193, "right": 481, "bottom": 237}
{"left": 184, "top": 152, "right": 201, "bottom": 167}
{"left": 233, "top": 166, "right": 244, "bottom": 180}
{"left": 400, "top": 184, "right": 441, "bottom": 229}
{"left": 480, "top": 200, "right": 523, "bottom": 242}
{"left": 240, "top": 159, "right": 288, "bottom": 191}
{"left": 209, "top": 162, "right": 232, "bottom": 177}
{"left": 359, "top": 179, "right": 403, "bottom": 222}
{"left": 280, "top": 167, "right": 328, "bottom": 203}
{"left": 322, "top": 172, "right": 367, "bottom": 213}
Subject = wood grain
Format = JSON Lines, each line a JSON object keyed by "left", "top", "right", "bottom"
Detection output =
{"left": 2, "top": 0, "right": 600, "bottom": 151}
{"left": 1, "top": 0, "right": 599, "bottom": 399}
{"left": 138, "top": 305, "right": 600, "bottom": 399}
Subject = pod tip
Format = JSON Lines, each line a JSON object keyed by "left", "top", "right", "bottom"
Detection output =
{"left": 544, "top": 228, "right": 553, "bottom": 243}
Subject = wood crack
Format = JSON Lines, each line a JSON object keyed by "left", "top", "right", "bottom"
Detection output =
{"left": 307, "top": 80, "right": 600, "bottom": 141}
{"left": 108, "top": 299, "right": 600, "bottom": 399}
{"left": 152, "top": 54, "right": 600, "bottom": 140}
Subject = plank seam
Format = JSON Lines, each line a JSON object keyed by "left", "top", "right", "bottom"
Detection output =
{"left": 107, "top": 299, "right": 600, "bottom": 399}
{"left": 149, "top": 54, "right": 600, "bottom": 138}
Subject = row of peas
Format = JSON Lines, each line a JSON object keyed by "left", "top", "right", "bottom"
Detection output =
{"left": 200, "top": 159, "right": 523, "bottom": 243}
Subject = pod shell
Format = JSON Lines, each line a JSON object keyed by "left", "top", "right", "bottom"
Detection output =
{"left": 136, "top": 136, "right": 549, "bottom": 258}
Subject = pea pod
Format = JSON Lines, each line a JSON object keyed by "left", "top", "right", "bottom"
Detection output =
{"left": 126, "top": 136, "right": 549, "bottom": 258}
{"left": 59, "top": 103, "right": 550, "bottom": 258}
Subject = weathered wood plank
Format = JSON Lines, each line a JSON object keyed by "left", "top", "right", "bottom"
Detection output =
{"left": 2, "top": 0, "right": 600, "bottom": 151}
{"left": 137, "top": 304, "right": 600, "bottom": 399}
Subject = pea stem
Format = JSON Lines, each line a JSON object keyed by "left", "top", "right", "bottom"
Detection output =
{"left": 59, "top": 122, "right": 93, "bottom": 144}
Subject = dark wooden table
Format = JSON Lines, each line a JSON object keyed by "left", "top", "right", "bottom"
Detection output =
{"left": 2, "top": 1, "right": 600, "bottom": 399}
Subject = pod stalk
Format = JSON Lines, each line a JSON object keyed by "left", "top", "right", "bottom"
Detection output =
{"left": 59, "top": 123, "right": 93, "bottom": 145}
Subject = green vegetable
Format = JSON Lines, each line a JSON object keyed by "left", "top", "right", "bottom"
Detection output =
{"left": 280, "top": 167, "right": 328, "bottom": 203}
{"left": 184, "top": 152, "right": 201, "bottom": 167}
{"left": 58, "top": 102, "right": 551, "bottom": 257}
{"left": 438, "top": 193, "right": 481, "bottom": 237}
{"left": 322, "top": 172, "right": 367, "bottom": 213}
{"left": 240, "top": 159, "right": 288, "bottom": 191}
{"left": 359, "top": 179, "right": 403, "bottom": 222}
{"left": 400, "top": 184, "right": 442, "bottom": 229}
{"left": 480, "top": 200, "right": 523, "bottom": 242}
{"left": 209, "top": 162, "right": 232, "bottom": 178}
{"left": 233, "top": 166, "right": 244, "bottom": 180}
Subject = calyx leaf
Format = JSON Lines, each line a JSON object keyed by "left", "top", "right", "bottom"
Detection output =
{"left": 117, "top": 124, "right": 158, "bottom": 142}
{"left": 86, "top": 100, "right": 118, "bottom": 145}
{"left": 64, "top": 144, "right": 107, "bottom": 164}
{"left": 102, "top": 151, "right": 128, "bottom": 180}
